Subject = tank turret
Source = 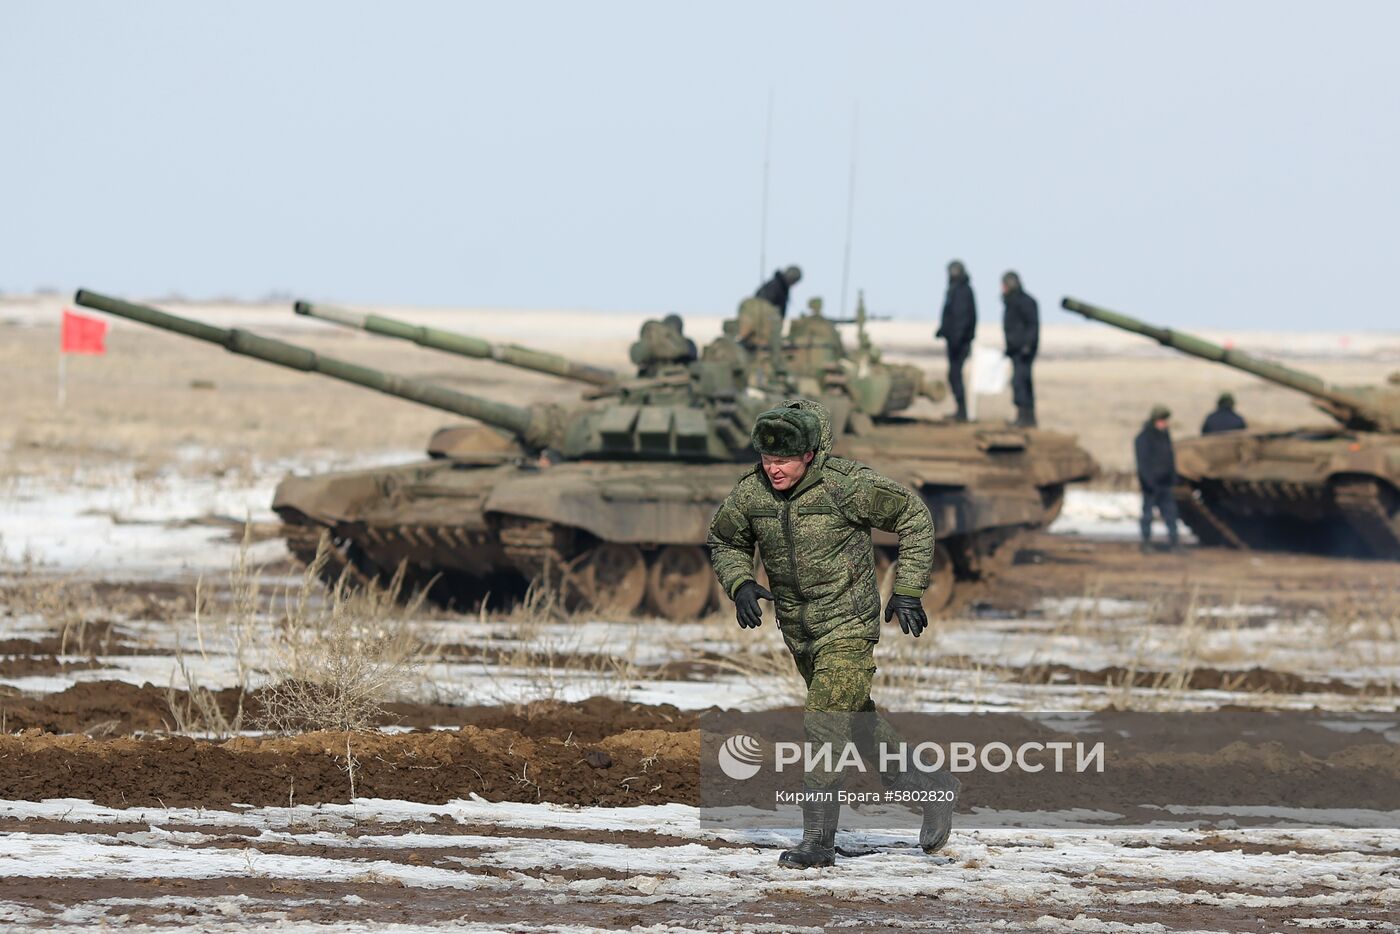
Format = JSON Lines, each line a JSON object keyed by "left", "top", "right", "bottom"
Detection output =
{"left": 76, "top": 290, "right": 763, "bottom": 461}
{"left": 1061, "top": 297, "right": 1398, "bottom": 433}
{"left": 788, "top": 291, "right": 946, "bottom": 419}
{"left": 294, "top": 301, "right": 618, "bottom": 387}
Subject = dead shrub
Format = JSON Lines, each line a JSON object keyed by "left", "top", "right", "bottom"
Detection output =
{"left": 255, "top": 536, "right": 436, "bottom": 734}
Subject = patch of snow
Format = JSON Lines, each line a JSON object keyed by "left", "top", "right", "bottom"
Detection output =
{"left": 0, "top": 452, "right": 416, "bottom": 580}
{"left": 1049, "top": 490, "right": 1192, "bottom": 542}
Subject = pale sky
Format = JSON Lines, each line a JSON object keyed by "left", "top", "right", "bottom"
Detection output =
{"left": 3, "top": 1, "right": 1397, "bottom": 328}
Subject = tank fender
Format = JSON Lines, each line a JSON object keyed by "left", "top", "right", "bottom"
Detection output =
{"left": 482, "top": 469, "right": 744, "bottom": 545}
{"left": 1324, "top": 442, "right": 1400, "bottom": 483}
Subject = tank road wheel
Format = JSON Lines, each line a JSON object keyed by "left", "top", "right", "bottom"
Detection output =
{"left": 579, "top": 543, "right": 647, "bottom": 615}
{"left": 647, "top": 545, "right": 713, "bottom": 620}
{"left": 876, "top": 544, "right": 956, "bottom": 616}
{"left": 1039, "top": 484, "right": 1066, "bottom": 524}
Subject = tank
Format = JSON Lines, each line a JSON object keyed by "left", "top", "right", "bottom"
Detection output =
{"left": 74, "top": 289, "right": 1097, "bottom": 618}
{"left": 1063, "top": 297, "right": 1400, "bottom": 558}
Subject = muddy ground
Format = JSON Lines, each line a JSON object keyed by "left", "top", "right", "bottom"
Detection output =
{"left": 1, "top": 697, "right": 1396, "bottom": 821}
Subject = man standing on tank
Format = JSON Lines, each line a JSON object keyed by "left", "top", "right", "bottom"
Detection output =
{"left": 1201, "top": 392, "right": 1246, "bottom": 434}
{"left": 662, "top": 313, "right": 699, "bottom": 363}
{"left": 754, "top": 265, "right": 803, "bottom": 318}
{"left": 708, "top": 398, "right": 958, "bottom": 870}
{"left": 936, "top": 260, "right": 976, "bottom": 422}
{"left": 1001, "top": 271, "right": 1039, "bottom": 427}
{"left": 1135, "top": 404, "right": 1182, "bottom": 553}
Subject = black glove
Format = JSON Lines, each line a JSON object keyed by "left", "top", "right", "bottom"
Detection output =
{"left": 734, "top": 580, "right": 774, "bottom": 629}
{"left": 885, "top": 594, "right": 928, "bottom": 638}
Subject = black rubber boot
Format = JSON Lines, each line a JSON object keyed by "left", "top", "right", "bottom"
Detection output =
{"left": 778, "top": 793, "right": 840, "bottom": 869}
{"left": 889, "top": 769, "right": 961, "bottom": 853}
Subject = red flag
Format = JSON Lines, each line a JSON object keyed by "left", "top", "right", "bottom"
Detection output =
{"left": 61, "top": 310, "right": 107, "bottom": 355}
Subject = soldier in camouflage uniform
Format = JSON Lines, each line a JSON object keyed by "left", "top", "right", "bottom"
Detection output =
{"left": 708, "top": 398, "right": 959, "bottom": 869}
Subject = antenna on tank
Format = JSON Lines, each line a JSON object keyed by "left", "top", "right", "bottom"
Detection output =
{"left": 839, "top": 102, "right": 860, "bottom": 317}
{"left": 758, "top": 88, "right": 775, "bottom": 281}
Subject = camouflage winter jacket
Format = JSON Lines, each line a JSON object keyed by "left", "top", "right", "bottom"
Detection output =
{"left": 707, "top": 400, "right": 935, "bottom": 651}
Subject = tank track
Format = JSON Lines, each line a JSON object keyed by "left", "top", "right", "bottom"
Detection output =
{"left": 1331, "top": 478, "right": 1400, "bottom": 559}
{"left": 497, "top": 518, "right": 569, "bottom": 580}
{"left": 282, "top": 523, "right": 376, "bottom": 587}
{"left": 1173, "top": 485, "right": 1247, "bottom": 549}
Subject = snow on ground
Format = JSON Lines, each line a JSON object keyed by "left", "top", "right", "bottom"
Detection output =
{"left": 0, "top": 451, "right": 417, "bottom": 578}
{"left": 3, "top": 584, "right": 1395, "bottom": 712}
{"left": 0, "top": 797, "right": 1394, "bottom": 931}
{"left": 0, "top": 467, "right": 281, "bottom": 577}
{"left": 1049, "top": 489, "right": 1196, "bottom": 542}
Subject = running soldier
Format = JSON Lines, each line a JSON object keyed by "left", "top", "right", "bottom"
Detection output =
{"left": 708, "top": 398, "right": 958, "bottom": 869}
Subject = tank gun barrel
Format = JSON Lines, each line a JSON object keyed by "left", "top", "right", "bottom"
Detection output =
{"left": 1060, "top": 297, "right": 1376, "bottom": 419}
{"left": 294, "top": 301, "right": 617, "bottom": 388}
{"left": 76, "top": 290, "right": 556, "bottom": 447}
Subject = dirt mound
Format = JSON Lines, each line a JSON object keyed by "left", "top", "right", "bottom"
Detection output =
{"left": 1, "top": 707, "right": 1396, "bottom": 817}
{"left": 0, "top": 680, "right": 177, "bottom": 734}
{"left": 440, "top": 696, "right": 697, "bottom": 741}
{"left": 0, "top": 726, "right": 699, "bottom": 809}
{"left": 0, "top": 681, "right": 699, "bottom": 738}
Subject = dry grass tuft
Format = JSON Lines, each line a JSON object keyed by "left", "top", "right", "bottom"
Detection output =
{"left": 1, "top": 568, "right": 116, "bottom": 656}
{"left": 255, "top": 536, "right": 437, "bottom": 734}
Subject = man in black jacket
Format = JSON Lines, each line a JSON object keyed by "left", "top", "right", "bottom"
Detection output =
{"left": 755, "top": 265, "right": 803, "bottom": 318}
{"left": 1134, "top": 405, "right": 1181, "bottom": 553}
{"left": 1001, "top": 271, "right": 1039, "bottom": 427}
{"left": 936, "top": 260, "right": 976, "bottom": 422}
{"left": 1201, "top": 393, "right": 1247, "bottom": 434}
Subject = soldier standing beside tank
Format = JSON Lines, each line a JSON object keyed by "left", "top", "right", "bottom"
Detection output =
{"left": 1001, "top": 271, "right": 1039, "bottom": 427}
{"left": 1201, "top": 392, "right": 1246, "bottom": 434}
{"left": 755, "top": 265, "right": 803, "bottom": 318}
{"left": 1135, "top": 405, "right": 1181, "bottom": 553}
{"left": 708, "top": 399, "right": 958, "bottom": 870}
{"left": 936, "top": 260, "right": 977, "bottom": 422}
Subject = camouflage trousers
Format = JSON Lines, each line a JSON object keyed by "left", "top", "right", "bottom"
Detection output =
{"left": 792, "top": 636, "right": 906, "bottom": 789}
